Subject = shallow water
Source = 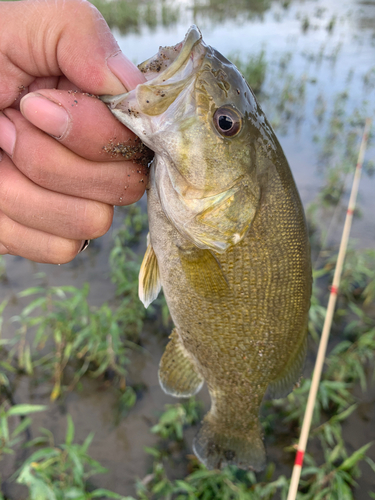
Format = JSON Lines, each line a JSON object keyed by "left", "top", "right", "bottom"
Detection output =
{"left": 1, "top": 0, "right": 375, "bottom": 497}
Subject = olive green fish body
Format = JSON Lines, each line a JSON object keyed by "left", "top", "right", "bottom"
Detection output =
{"left": 147, "top": 139, "right": 311, "bottom": 469}
{"left": 102, "top": 25, "right": 312, "bottom": 471}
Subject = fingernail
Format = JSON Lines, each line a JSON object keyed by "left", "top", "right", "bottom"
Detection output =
{"left": 107, "top": 52, "right": 146, "bottom": 91}
{"left": 79, "top": 240, "right": 90, "bottom": 253}
{"left": 0, "top": 112, "right": 16, "bottom": 156}
{"left": 20, "top": 94, "right": 69, "bottom": 138}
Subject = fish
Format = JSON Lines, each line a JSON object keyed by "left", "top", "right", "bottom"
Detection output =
{"left": 101, "top": 25, "right": 312, "bottom": 471}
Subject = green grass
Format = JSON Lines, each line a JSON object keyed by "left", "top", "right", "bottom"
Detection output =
{"left": 13, "top": 413, "right": 133, "bottom": 500}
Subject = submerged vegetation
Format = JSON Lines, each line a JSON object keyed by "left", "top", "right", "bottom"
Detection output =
{"left": 88, "top": 0, "right": 180, "bottom": 34}
{"left": 85, "top": 0, "right": 273, "bottom": 34}
{"left": 1, "top": 0, "right": 375, "bottom": 498}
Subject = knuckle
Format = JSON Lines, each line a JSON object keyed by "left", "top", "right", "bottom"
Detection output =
{"left": 0, "top": 160, "right": 14, "bottom": 209}
{"left": 80, "top": 203, "right": 113, "bottom": 239}
{"left": 0, "top": 241, "right": 9, "bottom": 255}
{"left": 64, "top": 0, "right": 101, "bottom": 27}
{"left": 47, "top": 238, "right": 82, "bottom": 265}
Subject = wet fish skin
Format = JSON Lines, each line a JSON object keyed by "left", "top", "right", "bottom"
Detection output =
{"left": 102, "top": 26, "right": 312, "bottom": 471}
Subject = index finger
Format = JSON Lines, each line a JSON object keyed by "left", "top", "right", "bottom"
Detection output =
{"left": 20, "top": 90, "right": 152, "bottom": 163}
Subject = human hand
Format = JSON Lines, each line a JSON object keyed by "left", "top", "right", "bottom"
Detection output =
{"left": 0, "top": 0, "right": 150, "bottom": 264}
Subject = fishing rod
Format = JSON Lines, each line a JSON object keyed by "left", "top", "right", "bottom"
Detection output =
{"left": 287, "top": 117, "right": 372, "bottom": 500}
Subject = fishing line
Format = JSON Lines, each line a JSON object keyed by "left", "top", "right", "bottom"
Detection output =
{"left": 287, "top": 117, "right": 372, "bottom": 500}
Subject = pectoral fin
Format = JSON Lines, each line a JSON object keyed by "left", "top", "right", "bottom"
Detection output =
{"left": 178, "top": 246, "right": 230, "bottom": 300}
{"left": 138, "top": 240, "right": 161, "bottom": 308}
{"left": 159, "top": 329, "right": 204, "bottom": 397}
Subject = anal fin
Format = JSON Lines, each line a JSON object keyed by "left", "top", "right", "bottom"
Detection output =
{"left": 139, "top": 236, "right": 161, "bottom": 308}
{"left": 159, "top": 329, "right": 204, "bottom": 397}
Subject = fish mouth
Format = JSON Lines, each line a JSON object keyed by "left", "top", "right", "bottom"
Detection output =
{"left": 139, "top": 25, "right": 202, "bottom": 84}
{"left": 101, "top": 25, "right": 205, "bottom": 116}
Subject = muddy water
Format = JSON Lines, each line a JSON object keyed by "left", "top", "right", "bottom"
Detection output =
{"left": 1, "top": 0, "right": 375, "bottom": 497}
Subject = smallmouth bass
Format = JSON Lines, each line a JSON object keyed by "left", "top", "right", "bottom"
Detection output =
{"left": 102, "top": 26, "right": 312, "bottom": 471}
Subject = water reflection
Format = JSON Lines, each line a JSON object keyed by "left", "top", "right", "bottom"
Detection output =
{"left": 89, "top": 0, "right": 180, "bottom": 33}
{"left": 89, "top": 0, "right": 275, "bottom": 33}
{"left": 190, "top": 0, "right": 272, "bottom": 24}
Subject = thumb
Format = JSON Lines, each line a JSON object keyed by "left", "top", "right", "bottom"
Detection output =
{"left": 0, "top": 0, "right": 145, "bottom": 109}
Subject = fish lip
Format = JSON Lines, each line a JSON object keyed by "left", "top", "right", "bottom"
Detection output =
{"left": 142, "top": 25, "right": 203, "bottom": 84}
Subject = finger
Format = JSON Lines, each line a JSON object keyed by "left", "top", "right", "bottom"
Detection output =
{"left": 0, "top": 0, "right": 146, "bottom": 109}
{"left": 0, "top": 109, "right": 149, "bottom": 205}
{"left": 0, "top": 154, "right": 113, "bottom": 240}
{"left": 0, "top": 210, "right": 84, "bottom": 264}
{"left": 0, "top": 243, "right": 9, "bottom": 255}
{"left": 11, "top": 76, "right": 83, "bottom": 110}
{"left": 20, "top": 90, "right": 152, "bottom": 164}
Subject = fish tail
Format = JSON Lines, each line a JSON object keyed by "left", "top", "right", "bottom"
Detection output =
{"left": 193, "top": 412, "right": 266, "bottom": 471}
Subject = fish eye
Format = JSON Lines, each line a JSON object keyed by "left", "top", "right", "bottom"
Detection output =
{"left": 213, "top": 106, "right": 242, "bottom": 137}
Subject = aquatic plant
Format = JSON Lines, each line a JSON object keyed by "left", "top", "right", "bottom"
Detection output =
{"left": 0, "top": 204, "right": 151, "bottom": 404}
{"left": 191, "top": 0, "right": 272, "bottom": 24}
{"left": 89, "top": 0, "right": 180, "bottom": 34}
{"left": 13, "top": 414, "right": 133, "bottom": 500}
{"left": 136, "top": 458, "right": 289, "bottom": 500}
{"left": 109, "top": 205, "right": 148, "bottom": 340}
{"left": 0, "top": 403, "right": 46, "bottom": 462}
{"left": 9, "top": 283, "right": 132, "bottom": 400}
{"left": 150, "top": 398, "right": 203, "bottom": 442}
{"left": 89, "top": 0, "right": 140, "bottom": 34}
{"left": 0, "top": 299, "right": 13, "bottom": 392}
{"left": 329, "top": 249, "right": 375, "bottom": 305}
